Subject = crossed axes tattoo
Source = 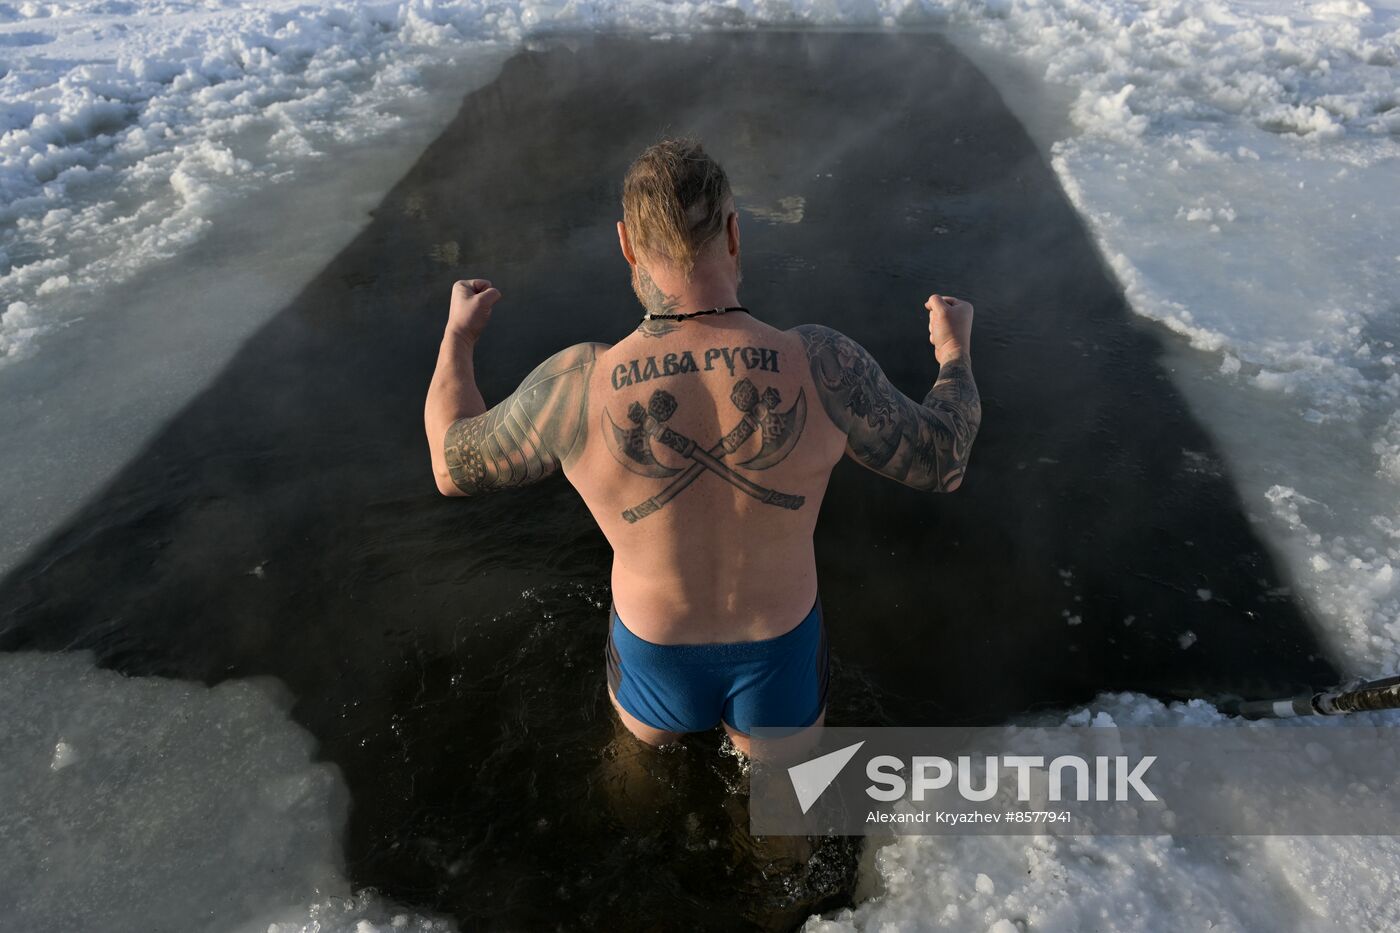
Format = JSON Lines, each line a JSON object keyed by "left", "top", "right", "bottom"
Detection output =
{"left": 603, "top": 378, "right": 807, "bottom": 523}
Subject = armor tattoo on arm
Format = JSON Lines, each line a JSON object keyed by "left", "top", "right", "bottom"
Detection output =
{"left": 795, "top": 324, "right": 981, "bottom": 491}
{"left": 442, "top": 343, "right": 603, "bottom": 494}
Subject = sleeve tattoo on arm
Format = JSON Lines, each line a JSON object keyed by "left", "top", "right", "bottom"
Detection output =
{"left": 795, "top": 324, "right": 982, "bottom": 491}
{"left": 443, "top": 343, "right": 602, "bottom": 495}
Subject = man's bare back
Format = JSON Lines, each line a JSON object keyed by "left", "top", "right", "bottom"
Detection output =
{"left": 571, "top": 316, "right": 843, "bottom": 645}
{"left": 424, "top": 138, "right": 981, "bottom": 750}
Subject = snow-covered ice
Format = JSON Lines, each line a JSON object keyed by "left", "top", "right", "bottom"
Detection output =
{"left": 0, "top": 650, "right": 457, "bottom": 933}
{"left": 0, "top": 651, "right": 352, "bottom": 932}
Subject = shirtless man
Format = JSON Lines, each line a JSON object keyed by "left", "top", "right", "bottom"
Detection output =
{"left": 424, "top": 138, "right": 981, "bottom": 755}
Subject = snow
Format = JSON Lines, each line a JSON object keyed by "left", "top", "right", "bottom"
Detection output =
{"left": 813, "top": 826, "right": 1400, "bottom": 932}
{"left": 1, "top": 1, "right": 515, "bottom": 365}
{"left": 3, "top": 0, "right": 1399, "bottom": 930}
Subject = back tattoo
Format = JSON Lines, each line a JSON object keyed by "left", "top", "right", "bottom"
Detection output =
{"left": 602, "top": 376, "right": 808, "bottom": 522}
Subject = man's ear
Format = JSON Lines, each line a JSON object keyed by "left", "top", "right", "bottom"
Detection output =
{"left": 617, "top": 221, "right": 637, "bottom": 267}
{"left": 726, "top": 210, "right": 740, "bottom": 256}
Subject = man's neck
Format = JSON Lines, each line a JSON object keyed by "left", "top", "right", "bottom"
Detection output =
{"left": 635, "top": 262, "right": 739, "bottom": 317}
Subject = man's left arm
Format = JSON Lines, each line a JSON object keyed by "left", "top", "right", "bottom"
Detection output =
{"left": 425, "top": 279, "right": 602, "bottom": 496}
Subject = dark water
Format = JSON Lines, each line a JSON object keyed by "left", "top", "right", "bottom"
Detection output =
{"left": 0, "top": 31, "right": 1335, "bottom": 931}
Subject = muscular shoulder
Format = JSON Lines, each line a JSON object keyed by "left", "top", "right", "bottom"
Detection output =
{"left": 791, "top": 323, "right": 846, "bottom": 353}
{"left": 789, "top": 324, "right": 898, "bottom": 434}
{"left": 791, "top": 324, "right": 877, "bottom": 376}
{"left": 443, "top": 342, "right": 607, "bottom": 496}
{"left": 524, "top": 342, "right": 608, "bottom": 459}
{"left": 522, "top": 342, "right": 608, "bottom": 390}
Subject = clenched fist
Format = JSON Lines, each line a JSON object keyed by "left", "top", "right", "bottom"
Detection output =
{"left": 925, "top": 294, "right": 973, "bottom": 364}
{"left": 447, "top": 278, "right": 502, "bottom": 345}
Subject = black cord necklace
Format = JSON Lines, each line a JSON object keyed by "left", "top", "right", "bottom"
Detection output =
{"left": 641, "top": 305, "right": 750, "bottom": 322}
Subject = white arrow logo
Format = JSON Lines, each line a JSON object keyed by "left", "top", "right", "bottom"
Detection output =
{"left": 787, "top": 741, "right": 865, "bottom": 814}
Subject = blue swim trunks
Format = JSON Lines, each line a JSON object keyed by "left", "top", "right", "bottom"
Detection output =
{"left": 605, "top": 598, "right": 829, "bottom": 736}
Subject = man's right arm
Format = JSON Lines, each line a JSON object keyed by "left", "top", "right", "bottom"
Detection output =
{"left": 794, "top": 298, "right": 981, "bottom": 492}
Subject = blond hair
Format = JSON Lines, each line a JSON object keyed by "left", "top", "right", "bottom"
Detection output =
{"left": 621, "top": 137, "right": 732, "bottom": 281}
